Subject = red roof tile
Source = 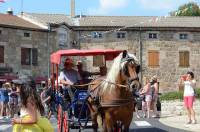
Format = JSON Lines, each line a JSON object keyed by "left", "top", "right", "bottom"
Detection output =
{"left": 0, "top": 13, "right": 45, "bottom": 30}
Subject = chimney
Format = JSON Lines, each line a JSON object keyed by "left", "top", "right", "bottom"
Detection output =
{"left": 7, "top": 8, "right": 13, "bottom": 15}
{"left": 71, "top": 0, "right": 75, "bottom": 18}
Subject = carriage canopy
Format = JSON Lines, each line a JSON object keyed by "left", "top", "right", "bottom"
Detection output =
{"left": 50, "top": 49, "right": 123, "bottom": 64}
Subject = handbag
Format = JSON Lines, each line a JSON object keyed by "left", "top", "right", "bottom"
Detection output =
{"left": 194, "top": 89, "right": 198, "bottom": 97}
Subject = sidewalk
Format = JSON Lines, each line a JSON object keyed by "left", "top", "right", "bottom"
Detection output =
{"left": 0, "top": 117, "right": 12, "bottom": 132}
{"left": 159, "top": 115, "right": 200, "bottom": 132}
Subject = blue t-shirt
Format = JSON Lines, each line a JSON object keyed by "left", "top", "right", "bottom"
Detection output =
{"left": 0, "top": 88, "right": 9, "bottom": 102}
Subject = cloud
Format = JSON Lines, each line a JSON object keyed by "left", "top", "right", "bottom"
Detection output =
{"left": 88, "top": 0, "right": 129, "bottom": 15}
{"left": 137, "top": 0, "right": 197, "bottom": 10}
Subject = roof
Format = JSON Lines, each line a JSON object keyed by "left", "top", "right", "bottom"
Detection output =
{"left": 78, "top": 16, "right": 200, "bottom": 28}
{"left": 22, "top": 12, "right": 73, "bottom": 26}
{"left": 50, "top": 49, "right": 123, "bottom": 64}
{"left": 21, "top": 13, "right": 200, "bottom": 28}
{"left": 0, "top": 13, "right": 44, "bottom": 30}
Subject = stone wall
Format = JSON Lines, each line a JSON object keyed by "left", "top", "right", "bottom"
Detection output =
{"left": 0, "top": 27, "right": 56, "bottom": 77}
{"left": 161, "top": 100, "right": 200, "bottom": 116}
{"left": 79, "top": 30, "right": 200, "bottom": 93}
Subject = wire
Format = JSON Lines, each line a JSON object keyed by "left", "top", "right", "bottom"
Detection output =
{"left": 79, "top": 15, "right": 170, "bottom": 40}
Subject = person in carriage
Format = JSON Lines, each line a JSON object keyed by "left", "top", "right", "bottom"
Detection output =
{"left": 76, "top": 61, "right": 107, "bottom": 83}
{"left": 59, "top": 58, "right": 82, "bottom": 87}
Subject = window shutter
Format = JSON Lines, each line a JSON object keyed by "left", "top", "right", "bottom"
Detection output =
{"left": 184, "top": 51, "right": 189, "bottom": 67}
{"left": 148, "top": 52, "right": 154, "bottom": 66}
{"left": 154, "top": 51, "right": 159, "bottom": 66}
{"left": 21, "top": 48, "right": 31, "bottom": 65}
{"left": 0, "top": 46, "right": 4, "bottom": 63}
{"left": 32, "top": 48, "right": 38, "bottom": 66}
{"left": 179, "top": 51, "right": 189, "bottom": 67}
{"left": 148, "top": 51, "right": 159, "bottom": 67}
{"left": 21, "top": 48, "right": 26, "bottom": 65}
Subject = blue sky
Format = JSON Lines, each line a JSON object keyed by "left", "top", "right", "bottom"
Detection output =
{"left": 0, "top": 0, "right": 199, "bottom": 16}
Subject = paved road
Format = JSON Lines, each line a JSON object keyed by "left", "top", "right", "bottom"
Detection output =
{"left": 0, "top": 114, "right": 190, "bottom": 132}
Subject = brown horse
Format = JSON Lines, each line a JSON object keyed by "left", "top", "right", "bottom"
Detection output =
{"left": 87, "top": 50, "right": 140, "bottom": 132}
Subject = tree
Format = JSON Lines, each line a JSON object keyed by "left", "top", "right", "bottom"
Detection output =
{"left": 170, "top": 2, "right": 200, "bottom": 16}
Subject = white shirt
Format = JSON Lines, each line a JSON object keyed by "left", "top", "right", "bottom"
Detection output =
{"left": 59, "top": 69, "right": 81, "bottom": 84}
{"left": 184, "top": 80, "right": 196, "bottom": 97}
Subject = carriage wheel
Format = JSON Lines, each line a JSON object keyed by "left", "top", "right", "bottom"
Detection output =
{"left": 63, "top": 111, "right": 70, "bottom": 132}
{"left": 57, "top": 104, "right": 64, "bottom": 132}
{"left": 114, "top": 122, "right": 122, "bottom": 132}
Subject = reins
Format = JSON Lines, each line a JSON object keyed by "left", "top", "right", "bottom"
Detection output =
{"left": 72, "top": 79, "right": 128, "bottom": 88}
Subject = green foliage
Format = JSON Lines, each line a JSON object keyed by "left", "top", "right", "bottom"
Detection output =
{"left": 170, "top": 2, "right": 200, "bottom": 16}
{"left": 195, "top": 88, "right": 200, "bottom": 98}
{"left": 160, "top": 91, "right": 183, "bottom": 101}
{"left": 160, "top": 88, "right": 200, "bottom": 101}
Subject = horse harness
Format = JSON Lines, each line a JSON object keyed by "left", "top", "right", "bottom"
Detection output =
{"left": 88, "top": 79, "right": 135, "bottom": 109}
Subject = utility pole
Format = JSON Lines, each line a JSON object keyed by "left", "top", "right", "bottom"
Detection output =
{"left": 139, "top": 27, "right": 143, "bottom": 85}
{"left": 21, "top": 0, "right": 24, "bottom": 15}
{"left": 47, "top": 24, "right": 51, "bottom": 78}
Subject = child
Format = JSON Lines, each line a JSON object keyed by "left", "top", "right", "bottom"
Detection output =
{"left": 12, "top": 78, "right": 54, "bottom": 132}
{"left": 9, "top": 83, "right": 18, "bottom": 118}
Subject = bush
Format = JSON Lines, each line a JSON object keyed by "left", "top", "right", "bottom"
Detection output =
{"left": 160, "top": 88, "right": 200, "bottom": 101}
{"left": 160, "top": 91, "right": 183, "bottom": 101}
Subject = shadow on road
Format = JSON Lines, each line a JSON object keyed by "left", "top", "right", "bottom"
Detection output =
{"left": 130, "top": 127, "right": 167, "bottom": 132}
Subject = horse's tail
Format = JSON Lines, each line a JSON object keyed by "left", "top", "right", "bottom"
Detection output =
{"left": 97, "top": 114, "right": 103, "bottom": 129}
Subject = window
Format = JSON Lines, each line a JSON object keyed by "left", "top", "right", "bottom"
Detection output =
{"left": 179, "top": 34, "right": 188, "bottom": 40}
{"left": 21, "top": 48, "right": 38, "bottom": 66}
{"left": 32, "top": 48, "right": 38, "bottom": 66}
{"left": 179, "top": 51, "right": 189, "bottom": 67}
{"left": 148, "top": 50, "right": 159, "bottom": 67}
{"left": 24, "top": 32, "right": 30, "bottom": 37}
{"left": 92, "top": 32, "right": 103, "bottom": 38}
{"left": 0, "top": 30, "right": 2, "bottom": 35}
{"left": 0, "top": 46, "right": 4, "bottom": 63}
{"left": 58, "top": 33, "right": 67, "bottom": 40}
{"left": 117, "top": 32, "right": 126, "bottom": 38}
{"left": 98, "top": 33, "right": 102, "bottom": 38}
{"left": 149, "top": 33, "right": 157, "bottom": 39}
{"left": 58, "top": 33, "right": 67, "bottom": 46}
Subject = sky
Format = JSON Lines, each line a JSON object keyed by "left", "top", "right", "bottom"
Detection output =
{"left": 0, "top": 0, "right": 199, "bottom": 16}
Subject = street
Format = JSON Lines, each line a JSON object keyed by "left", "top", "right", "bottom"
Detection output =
{"left": 0, "top": 113, "right": 190, "bottom": 132}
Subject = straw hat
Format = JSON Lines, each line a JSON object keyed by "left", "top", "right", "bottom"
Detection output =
{"left": 151, "top": 75, "right": 158, "bottom": 81}
{"left": 3, "top": 82, "right": 11, "bottom": 88}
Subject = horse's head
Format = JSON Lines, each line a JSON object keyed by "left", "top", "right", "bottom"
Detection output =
{"left": 120, "top": 50, "right": 141, "bottom": 92}
{"left": 102, "top": 50, "right": 141, "bottom": 93}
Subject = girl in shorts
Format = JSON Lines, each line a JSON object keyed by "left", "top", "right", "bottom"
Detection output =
{"left": 140, "top": 77, "right": 152, "bottom": 118}
{"left": 180, "top": 71, "right": 197, "bottom": 124}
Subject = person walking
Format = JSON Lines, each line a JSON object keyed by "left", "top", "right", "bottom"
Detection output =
{"left": 180, "top": 71, "right": 197, "bottom": 124}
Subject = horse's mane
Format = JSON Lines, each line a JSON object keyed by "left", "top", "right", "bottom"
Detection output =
{"left": 102, "top": 52, "right": 138, "bottom": 93}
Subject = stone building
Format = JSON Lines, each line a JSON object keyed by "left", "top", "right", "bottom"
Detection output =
{"left": 20, "top": 13, "right": 200, "bottom": 92}
{"left": 1, "top": 6, "right": 200, "bottom": 92}
{"left": 0, "top": 12, "right": 54, "bottom": 78}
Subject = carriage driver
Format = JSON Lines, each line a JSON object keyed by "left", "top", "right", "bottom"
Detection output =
{"left": 59, "top": 58, "right": 82, "bottom": 87}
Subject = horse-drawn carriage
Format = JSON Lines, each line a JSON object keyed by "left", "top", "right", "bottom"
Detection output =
{"left": 50, "top": 49, "right": 141, "bottom": 132}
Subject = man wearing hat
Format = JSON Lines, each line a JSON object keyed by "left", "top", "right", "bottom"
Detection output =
{"left": 76, "top": 61, "right": 97, "bottom": 84}
{"left": 59, "top": 58, "right": 82, "bottom": 87}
